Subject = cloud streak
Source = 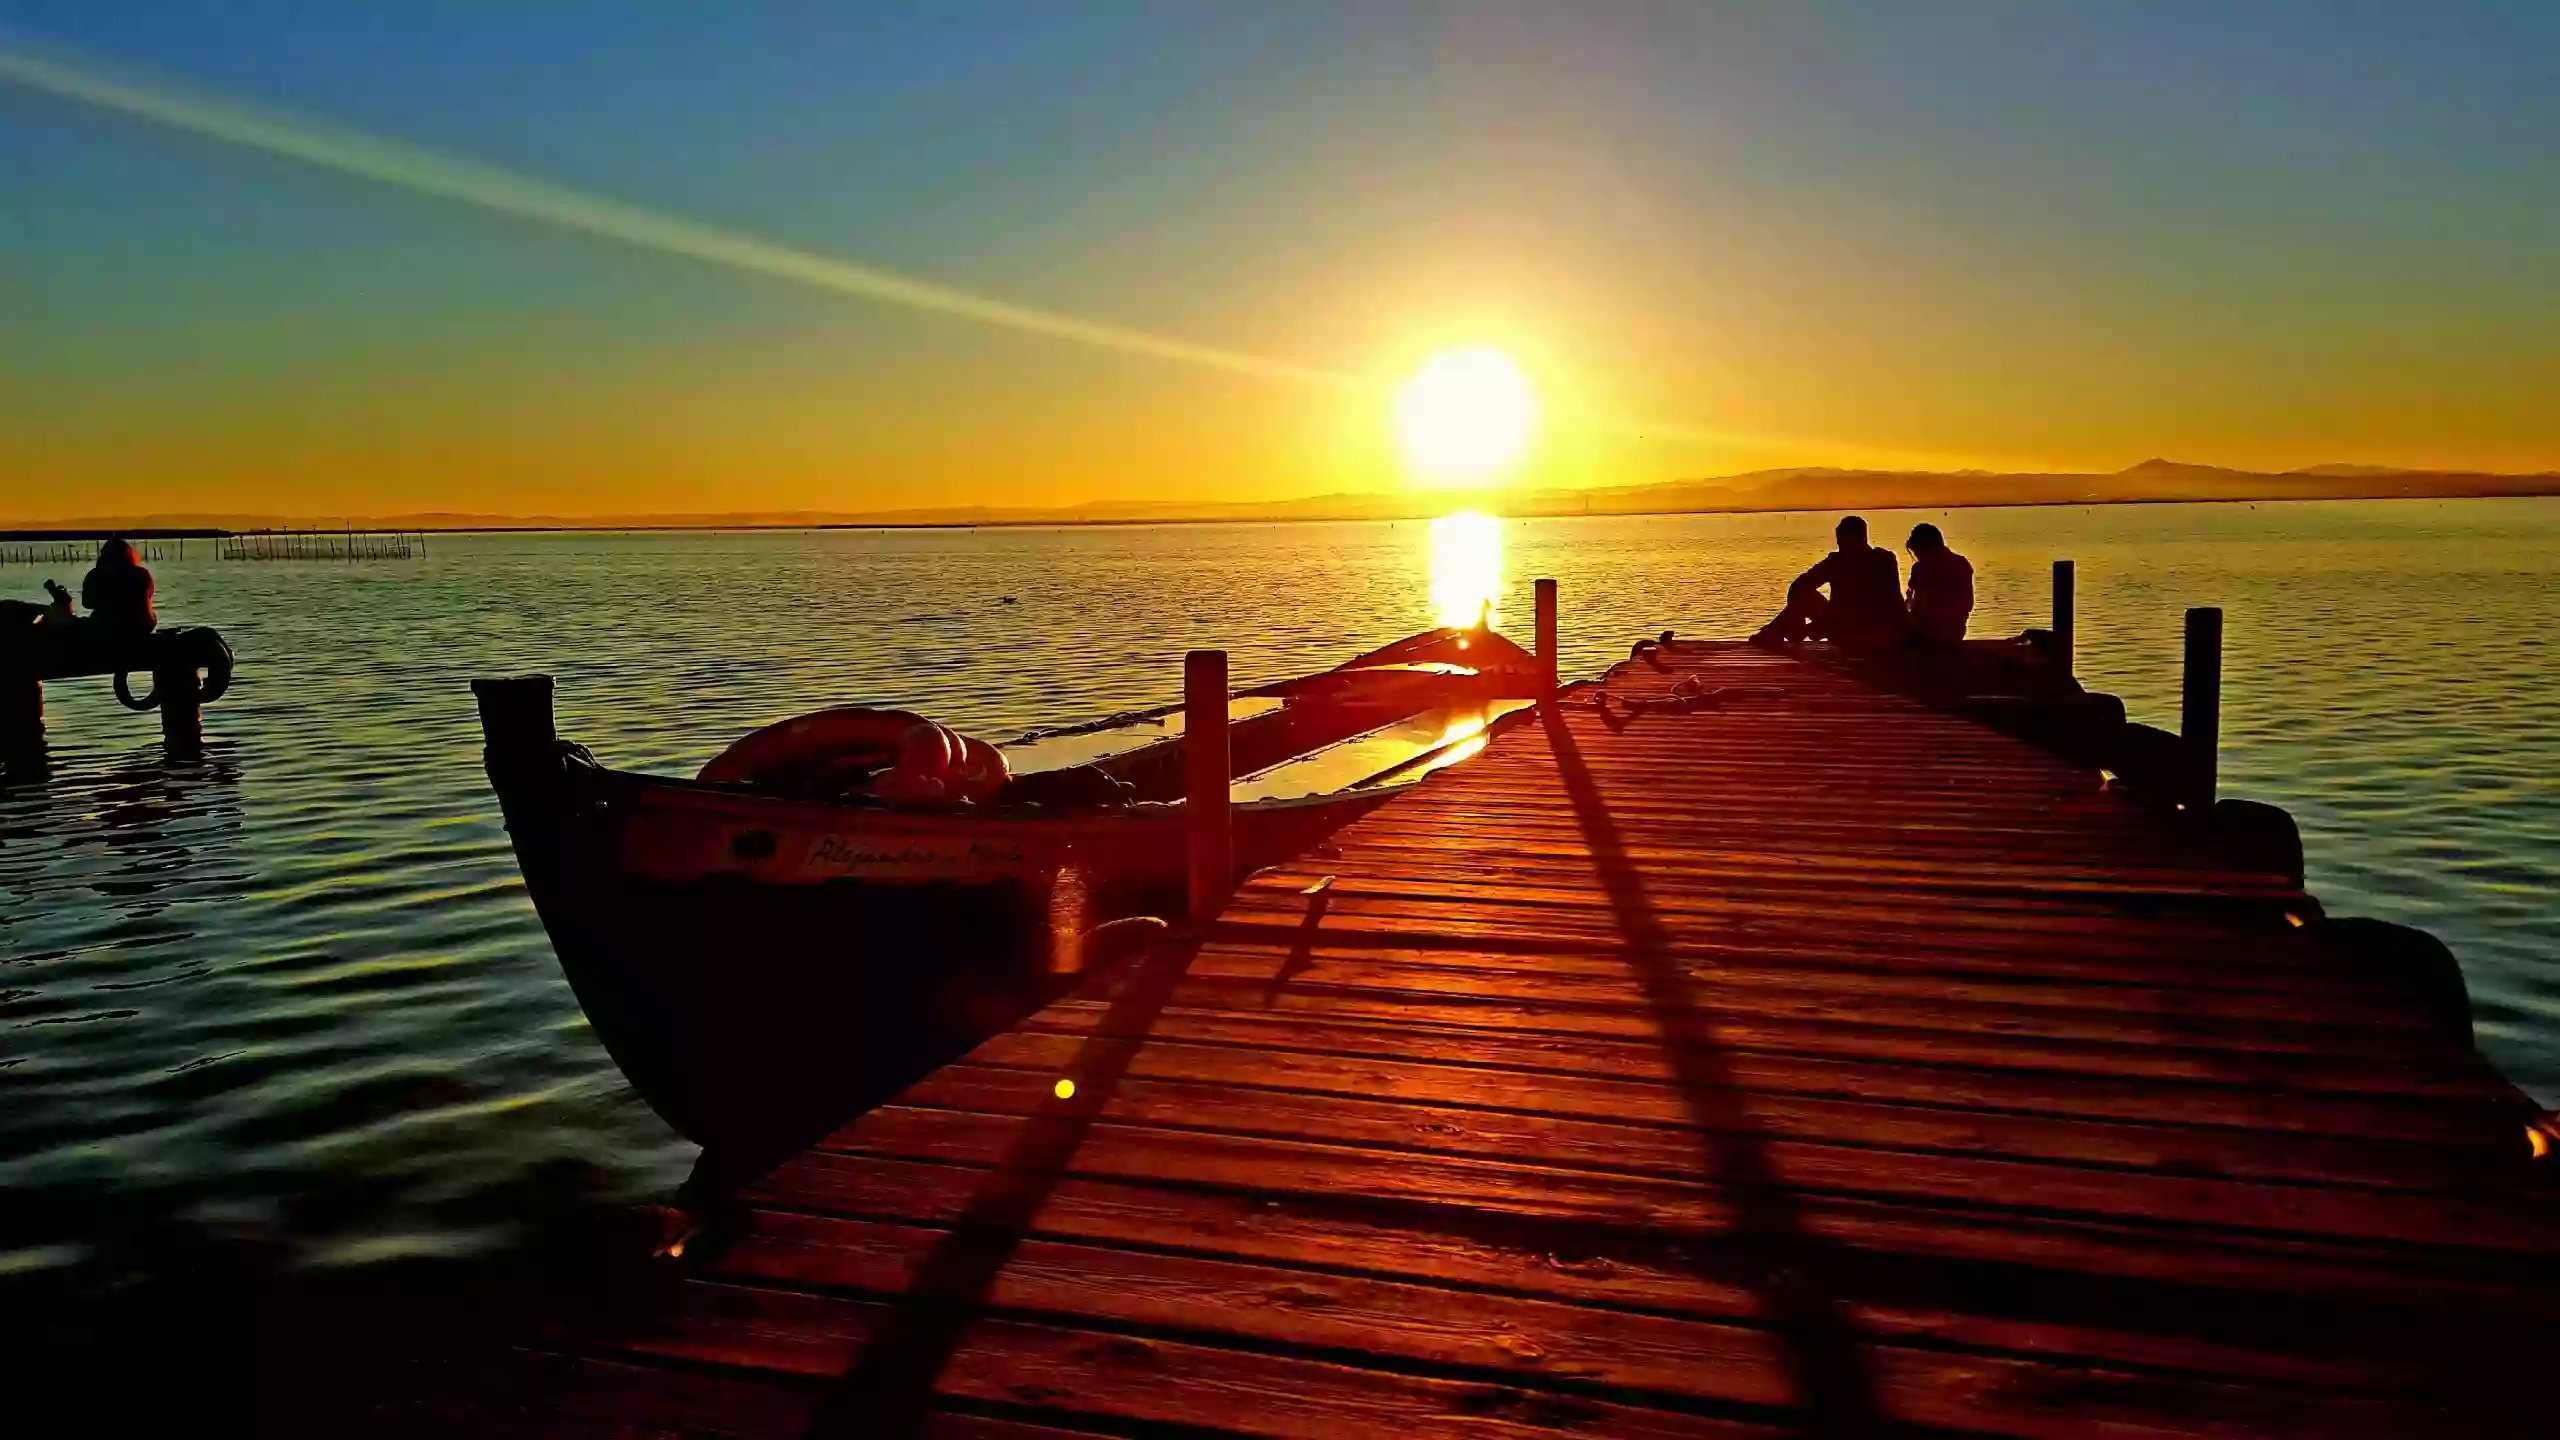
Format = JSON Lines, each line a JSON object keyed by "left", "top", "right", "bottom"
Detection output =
{"left": 0, "top": 39, "right": 1355, "bottom": 389}
{"left": 2, "top": 37, "right": 1972, "bottom": 469}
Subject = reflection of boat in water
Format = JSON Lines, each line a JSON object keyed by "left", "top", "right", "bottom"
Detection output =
{"left": 474, "top": 626, "right": 1542, "bottom": 1197}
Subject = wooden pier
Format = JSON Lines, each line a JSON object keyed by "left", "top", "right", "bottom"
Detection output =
{"left": 429, "top": 638, "right": 2553, "bottom": 1435}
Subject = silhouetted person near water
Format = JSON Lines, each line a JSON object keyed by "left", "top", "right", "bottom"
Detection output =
{"left": 0, "top": 579, "right": 76, "bottom": 639}
{"left": 81, "top": 538, "right": 157, "bottom": 642}
{"left": 5, "top": 540, "right": 159, "bottom": 657}
{"left": 1904, "top": 523, "right": 1974, "bottom": 645}
{"left": 1753, "top": 516, "right": 1905, "bottom": 650}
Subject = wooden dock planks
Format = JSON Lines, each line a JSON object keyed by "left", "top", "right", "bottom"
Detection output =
{"left": 464, "top": 643, "right": 2554, "bottom": 1437}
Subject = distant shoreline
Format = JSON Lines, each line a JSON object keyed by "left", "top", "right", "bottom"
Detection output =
{"left": 10, "top": 475, "right": 2556, "bottom": 538}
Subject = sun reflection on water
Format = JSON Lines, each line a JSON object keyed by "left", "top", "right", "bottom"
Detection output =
{"left": 1428, "top": 510, "right": 1506, "bottom": 630}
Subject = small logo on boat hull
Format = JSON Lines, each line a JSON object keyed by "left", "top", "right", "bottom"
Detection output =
{"left": 802, "top": 833, "right": 1029, "bottom": 879}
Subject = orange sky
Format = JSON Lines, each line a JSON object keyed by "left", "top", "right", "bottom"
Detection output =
{"left": 4, "top": 7, "right": 2555, "bottom": 522}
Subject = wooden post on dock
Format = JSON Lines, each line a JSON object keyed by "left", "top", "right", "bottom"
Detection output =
{"left": 2051, "top": 560, "right": 2076, "bottom": 677}
{"left": 1534, "top": 578, "right": 1558, "bottom": 700}
{"left": 2181, "top": 606, "right": 2222, "bottom": 807}
{"left": 1185, "top": 649, "right": 1232, "bottom": 925}
{"left": 155, "top": 652, "right": 203, "bottom": 753}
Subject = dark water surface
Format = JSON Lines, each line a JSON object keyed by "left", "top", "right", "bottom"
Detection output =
{"left": 4, "top": 500, "right": 2555, "bottom": 1288}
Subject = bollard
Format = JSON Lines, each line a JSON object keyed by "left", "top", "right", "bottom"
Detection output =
{"left": 2181, "top": 606, "right": 2222, "bottom": 807}
{"left": 1534, "top": 578, "right": 1559, "bottom": 700}
{"left": 3, "top": 676, "right": 41, "bottom": 758}
{"left": 2051, "top": 560, "right": 2075, "bottom": 678}
{"left": 1184, "top": 649, "right": 1232, "bottom": 925}
{"left": 155, "top": 654, "right": 203, "bottom": 752}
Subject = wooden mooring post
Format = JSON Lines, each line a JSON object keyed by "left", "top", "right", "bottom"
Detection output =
{"left": 155, "top": 653, "right": 204, "bottom": 753}
{"left": 2051, "top": 560, "right": 2076, "bottom": 677}
{"left": 2, "top": 676, "right": 40, "bottom": 760}
{"left": 1534, "top": 577, "right": 1559, "bottom": 699}
{"left": 1184, "top": 648, "right": 1232, "bottom": 924}
{"left": 2182, "top": 605, "right": 2223, "bottom": 806}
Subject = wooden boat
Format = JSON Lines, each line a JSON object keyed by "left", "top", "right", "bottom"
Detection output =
{"left": 474, "top": 626, "right": 1542, "bottom": 1200}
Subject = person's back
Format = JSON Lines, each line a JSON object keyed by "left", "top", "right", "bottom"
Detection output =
{"left": 81, "top": 539, "right": 157, "bottom": 640}
{"left": 1821, "top": 543, "right": 1905, "bottom": 646}
{"left": 1754, "top": 515, "right": 1907, "bottom": 649}
{"left": 1904, "top": 524, "right": 1973, "bottom": 644}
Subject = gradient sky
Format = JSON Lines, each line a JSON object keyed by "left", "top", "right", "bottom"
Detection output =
{"left": 3, "top": 1, "right": 2555, "bottom": 520}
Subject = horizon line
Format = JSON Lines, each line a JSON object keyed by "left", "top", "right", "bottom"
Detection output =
{"left": 12, "top": 474, "right": 2556, "bottom": 538}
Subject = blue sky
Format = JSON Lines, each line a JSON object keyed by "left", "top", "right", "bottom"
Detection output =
{"left": 3, "top": 2, "right": 2554, "bottom": 518}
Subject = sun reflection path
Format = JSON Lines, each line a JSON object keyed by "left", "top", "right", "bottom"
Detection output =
{"left": 1428, "top": 511, "right": 1506, "bottom": 631}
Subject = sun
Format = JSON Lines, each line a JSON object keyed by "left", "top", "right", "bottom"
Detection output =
{"left": 1394, "top": 347, "right": 1538, "bottom": 484}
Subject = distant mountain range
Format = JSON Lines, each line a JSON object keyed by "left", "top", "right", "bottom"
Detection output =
{"left": 13, "top": 460, "right": 2556, "bottom": 533}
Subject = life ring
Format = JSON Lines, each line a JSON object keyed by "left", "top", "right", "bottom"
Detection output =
{"left": 108, "top": 628, "right": 232, "bottom": 712}
{"left": 697, "top": 707, "right": 930, "bottom": 791}
{"left": 868, "top": 723, "right": 1012, "bottom": 805}
{"left": 699, "top": 708, "right": 1011, "bottom": 805}
{"left": 948, "top": 733, "right": 1010, "bottom": 803}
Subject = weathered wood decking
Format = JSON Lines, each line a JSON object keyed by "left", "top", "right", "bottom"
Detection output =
{"left": 456, "top": 643, "right": 2552, "bottom": 1436}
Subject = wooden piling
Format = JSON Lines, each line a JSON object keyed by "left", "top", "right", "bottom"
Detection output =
{"left": 1534, "top": 577, "right": 1558, "bottom": 699}
{"left": 154, "top": 652, "right": 203, "bottom": 752}
{"left": 2, "top": 676, "right": 41, "bottom": 758}
{"left": 2182, "top": 605, "right": 2223, "bottom": 806}
{"left": 2052, "top": 559, "right": 2076, "bottom": 676}
{"left": 1184, "top": 649, "right": 1232, "bottom": 924}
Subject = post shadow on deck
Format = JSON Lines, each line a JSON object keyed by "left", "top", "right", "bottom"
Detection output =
{"left": 1533, "top": 640, "right": 1883, "bottom": 1432}
{"left": 804, "top": 648, "right": 1230, "bottom": 1437}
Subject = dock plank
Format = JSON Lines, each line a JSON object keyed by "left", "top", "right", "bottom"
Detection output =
{"left": 493, "top": 642, "right": 2552, "bottom": 1436}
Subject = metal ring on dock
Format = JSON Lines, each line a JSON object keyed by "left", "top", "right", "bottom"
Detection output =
{"left": 112, "top": 669, "right": 159, "bottom": 711}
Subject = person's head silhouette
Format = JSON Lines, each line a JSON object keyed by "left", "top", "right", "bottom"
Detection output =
{"left": 1906, "top": 522, "right": 1945, "bottom": 554}
{"left": 1836, "top": 516, "right": 1869, "bottom": 552}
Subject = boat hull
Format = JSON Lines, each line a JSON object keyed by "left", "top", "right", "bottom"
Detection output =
{"left": 487, "top": 742, "right": 1386, "bottom": 1186}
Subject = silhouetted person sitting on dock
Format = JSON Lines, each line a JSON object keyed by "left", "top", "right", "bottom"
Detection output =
{"left": 1903, "top": 523, "right": 1974, "bottom": 645}
{"left": 1753, "top": 516, "right": 1905, "bottom": 650}
{"left": 81, "top": 539, "right": 158, "bottom": 642}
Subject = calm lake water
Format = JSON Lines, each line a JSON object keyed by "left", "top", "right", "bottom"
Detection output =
{"left": 3, "top": 499, "right": 2555, "bottom": 1287}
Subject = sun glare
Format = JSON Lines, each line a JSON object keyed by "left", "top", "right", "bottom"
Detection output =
{"left": 1395, "top": 347, "right": 1538, "bottom": 484}
{"left": 1427, "top": 510, "right": 1505, "bottom": 629}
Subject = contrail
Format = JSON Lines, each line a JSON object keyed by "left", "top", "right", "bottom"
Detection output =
{"left": 1, "top": 37, "right": 1974, "bottom": 469}
{"left": 0, "top": 39, "right": 1351, "bottom": 389}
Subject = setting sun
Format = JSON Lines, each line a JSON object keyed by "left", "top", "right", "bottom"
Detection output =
{"left": 1394, "top": 347, "right": 1539, "bottom": 485}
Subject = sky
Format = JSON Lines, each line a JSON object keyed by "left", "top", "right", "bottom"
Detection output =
{"left": 2, "top": 1, "right": 2555, "bottom": 521}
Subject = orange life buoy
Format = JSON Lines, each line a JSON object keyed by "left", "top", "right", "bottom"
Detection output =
{"left": 867, "top": 722, "right": 956, "bottom": 803}
{"left": 696, "top": 707, "right": 930, "bottom": 790}
{"left": 865, "top": 723, "right": 1010, "bottom": 805}
{"left": 949, "top": 733, "right": 1010, "bottom": 803}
